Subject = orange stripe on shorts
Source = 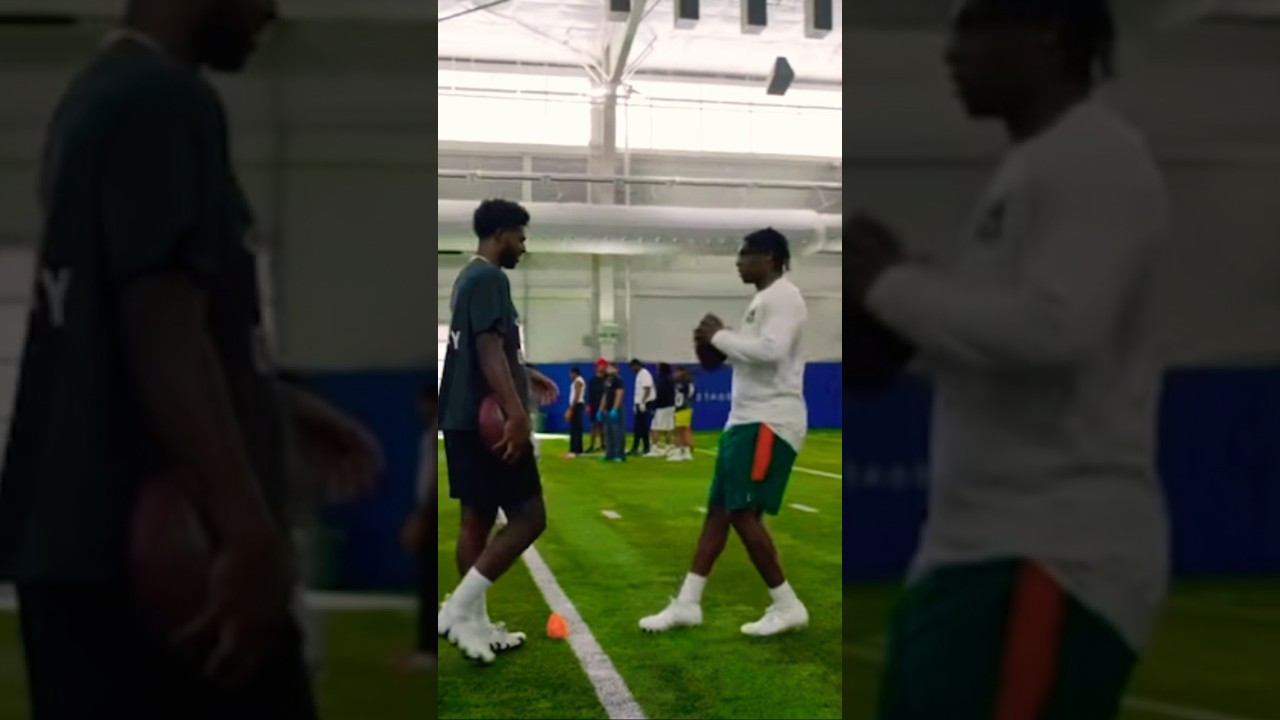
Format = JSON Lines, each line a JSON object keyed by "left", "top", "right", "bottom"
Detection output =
{"left": 750, "top": 424, "right": 775, "bottom": 482}
{"left": 994, "top": 562, "right": 1066, "bottom": 720}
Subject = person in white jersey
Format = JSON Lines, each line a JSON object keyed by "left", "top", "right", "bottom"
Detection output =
{"left": 849, "top": 1, "right": 1171, "bottom": 717}
{"left": 564, "top": 366, "right": 588, "bottom": 457}
{"left": 639, "top": 228, "right": 810, "bottom": 637}
{"left": 629, "top": 359, "right": 656, "bottom": 455}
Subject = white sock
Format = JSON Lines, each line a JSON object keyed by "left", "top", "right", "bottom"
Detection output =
{"left": 769, "top": 581, "right": 799, "bottom": 607}
{"left": 479, "top": 592, "right": 490, "bottom": 623}
{"left": 453, "top": 568, "right": 493, "bottom": 616}
{"left": 677, "top": 573, "right": 707, "bottom": 605}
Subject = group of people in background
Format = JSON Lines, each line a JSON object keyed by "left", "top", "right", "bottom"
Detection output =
{"left": 564, "top": 359, "right": 696, "bottom": 462}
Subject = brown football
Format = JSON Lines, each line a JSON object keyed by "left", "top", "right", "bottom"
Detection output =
{"left": 478, "top": 393, "right": 507, "bottom": 451}
{"left": 696, "top": 342, "right": 727, "bottom": 372}
{"left": 129, "top": 470, "right": 214, "bottom": 643}
{"left": 845, "top": 309, "right": 915, "bottom": 394}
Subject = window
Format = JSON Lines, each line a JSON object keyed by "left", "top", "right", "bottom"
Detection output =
{"left": 438, "top": 70, "right": 592, "bottom": 147}
{"left": 436, "top": 69, "right": 842, "bottom": 156}
{"left": 619, "top": 80, "right": 842, "bottom": 158}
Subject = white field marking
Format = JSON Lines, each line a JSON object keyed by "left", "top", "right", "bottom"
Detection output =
{"left": 1123, "top": 699, "right": 1276, "bottom": 720}
{"left": 601, "top": 510, "right": 622, "bottom": 520}
{"left": 521, "top": 545, "right": 648, "bottom": 719}
{"left": 695, "top": 506, "right": 707, "bottom": 514}
{"left": 844, "top": 643, "right": 1272, "bottom": 720}
{"left": 693, "top": 448, "right": 842, "bottom": 480}
{"left": 436, "top": 431, "right": 568, "bottom": 441}
{"left": 789, "top": 503, "right": 819, "bottom": 513}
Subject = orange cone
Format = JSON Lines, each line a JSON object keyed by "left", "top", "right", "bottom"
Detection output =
{"left": 547, "top": 612, "right": 570, "bottom": 640}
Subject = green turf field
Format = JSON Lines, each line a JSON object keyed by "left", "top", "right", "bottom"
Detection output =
{"left": 436, "top": 429, "right": 1280, "bottom": 720}
{"left": 437, "top": 429, "right": 845, "bottom": 720}
{"left": 2, "top": 427, "right": 1278, "bottom": 719}
{"left": 0, "top": 608, "right": 434, "bottom": 720}
{"left": 842, "top": 581, "right": 1280, "bottom": 719}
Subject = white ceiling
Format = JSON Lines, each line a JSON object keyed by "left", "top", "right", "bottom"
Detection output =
{"left": 437, "top": 0, "right": 844, "bottom": 86}
{"left": 434, "top": 0, "right": 1280, "bottom": 90}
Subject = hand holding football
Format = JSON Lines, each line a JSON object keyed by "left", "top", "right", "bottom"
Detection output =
{"left": 693, "top": 314, "right": 727, "bottom": 371}
{"left": 845, "top": 309, "right": 915, "bottom": 394}
{"left": 696, "top": 342, "right": 727, "bottom": 372}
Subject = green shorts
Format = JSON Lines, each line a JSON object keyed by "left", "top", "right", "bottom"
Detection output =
{"left": 877, "top": 559, "right": 1137, "bottom": 720}
{"left": 707, "top": 423, "right": 797, "bottom": 515}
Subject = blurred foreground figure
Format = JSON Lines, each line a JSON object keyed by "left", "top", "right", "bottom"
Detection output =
{"left": 847, "top": 2, "right": 1173, "bottom": 718}
{"left": 399, "top": 384, "right": 439, "bottom": 672}
{"left": 0, "top": 1, "right": 379, "bottom": 717}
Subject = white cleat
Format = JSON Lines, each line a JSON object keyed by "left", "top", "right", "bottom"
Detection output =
{"left": 438, "top": 594, "right": 525, "bottom": 653}
{"left": 740, "top": 602, "right": 809, "bottom": 637}
{"left": 488, "top": 622, "right": 527, "bottom": 652}
{"left": 639, "top": 598, "right": 703, "bottom": 633}
{"left": 446, "top": 616, "right": 498, "bottom": 664}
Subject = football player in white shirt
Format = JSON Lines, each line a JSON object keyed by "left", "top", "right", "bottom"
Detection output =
{"left": 850, "top": 2, "right": 1172, "bottom": 718}
{"left": 639, "top": 229, "right": 810, "bottom": 637}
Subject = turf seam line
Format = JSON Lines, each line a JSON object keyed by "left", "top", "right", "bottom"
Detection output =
{"left": 521, "top": 545, "right": 648, "bottom": 719}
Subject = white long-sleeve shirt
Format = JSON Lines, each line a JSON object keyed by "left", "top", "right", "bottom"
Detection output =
{"left": 867, "top": 97, "right": 1171, "bottom": 652}
{"left": 710, "top": 276, "right": 808, "bottom": 453}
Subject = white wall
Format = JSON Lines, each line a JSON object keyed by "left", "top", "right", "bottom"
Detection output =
{"left": 437, "top": 253, "right": 842, "bottom": 364}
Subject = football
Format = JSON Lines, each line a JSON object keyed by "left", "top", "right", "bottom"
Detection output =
{"left": 696, "top": 342, "right": 727, "bottom": 372}
{"left": 478, "top": 393, "right": 507, "bottom": 450}
{"left": 129, "top": 470, "right": 214, "bottom": 643}
{"left": 845, "top": 309, "right": 915, "bottom": 395}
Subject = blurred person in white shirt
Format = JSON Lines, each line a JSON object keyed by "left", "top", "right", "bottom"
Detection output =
{"left": 850, "top": 2, "right": 1171, "bottom": 717}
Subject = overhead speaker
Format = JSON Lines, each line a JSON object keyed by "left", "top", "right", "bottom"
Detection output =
{"left": 804, "top": 0, "right": 833, "bottom": 38}
{"left": 766, "top": 57, "right": 794, "bottom": 96}
{"left": 608, "top": 0, "right": 630, "bottom": 22}
{"left": 741, "top": 0, "right": 766, "bottom": 34}
{"left": 675, "top": 0, "right": 699, "bottom": 28}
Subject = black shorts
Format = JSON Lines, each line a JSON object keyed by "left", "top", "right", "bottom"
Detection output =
{"left": 443, "top": 430, "right": 542, "bottom": 511}
{"left": 17, "top": 583, "right": 317, "bottom": 720}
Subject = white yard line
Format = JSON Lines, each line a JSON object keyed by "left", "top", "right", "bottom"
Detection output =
{"left": 789, "top": 504, "right": 819, "bottom": 513}
{"left": 693, "top": 448, "right": 842, "bottom": 480}
{"left": 521, "top": 546, "right": 647, "bottom": 719}
{"left": 3, "top": 556, "right": 650, "bottom": 720}
{"left": 844, "top": 643, "right": 1273, "bottom": 720}
{"left": 601, "top": 510, "right": 622, "bottom": 520}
